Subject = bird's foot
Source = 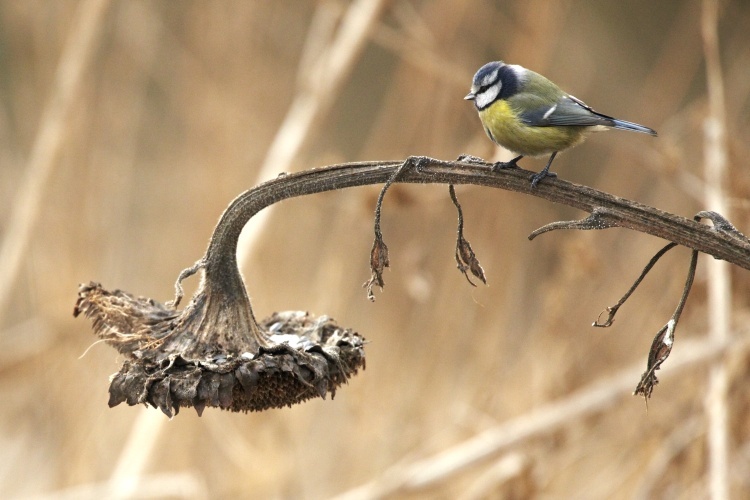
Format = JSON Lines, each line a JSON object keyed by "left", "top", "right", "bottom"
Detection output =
{"left": 491, "top": 155, "right": 523, "bottom": 172}
{"left": 529, "top": 170, "right": 557, "bottom": 188}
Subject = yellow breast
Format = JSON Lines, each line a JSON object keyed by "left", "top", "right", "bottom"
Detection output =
{"left": 478, "top": 100, "right": 587, "bottom": 157}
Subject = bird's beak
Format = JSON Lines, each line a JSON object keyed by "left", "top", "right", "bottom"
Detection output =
{"left": 464, "top": 92, "right": 476, "bottom": 101}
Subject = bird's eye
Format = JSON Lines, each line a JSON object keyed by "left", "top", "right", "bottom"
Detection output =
{"left": 478, "top": 80, "right": 501, "bottom": 95}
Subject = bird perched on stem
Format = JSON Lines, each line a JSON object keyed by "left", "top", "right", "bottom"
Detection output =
{"left": 465, "top": 61, "right": 657, "bottom": 187}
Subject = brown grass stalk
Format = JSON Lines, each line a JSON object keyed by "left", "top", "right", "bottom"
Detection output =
{"left": 235, "top": 0, "right": 389, "bottom": 265}
{"left": 0, "top": 0, "right": 110, "bottom": 323}
{"left": 702, "top": 0, "right": 731, "bottom": 498}
{"left": 334, "top": 335, "right": 749, "bottom": 499}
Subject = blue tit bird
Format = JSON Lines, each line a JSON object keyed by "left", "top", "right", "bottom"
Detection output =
{"left": 465, "top": 61, "right": 657, "bottom": 187}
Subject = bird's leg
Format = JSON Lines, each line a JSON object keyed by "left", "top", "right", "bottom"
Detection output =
{"left": 491, "top": 155, "right": 523, "bottom": 172}
{"left": 529, "top": 152, "right": 558, "bottom": 188}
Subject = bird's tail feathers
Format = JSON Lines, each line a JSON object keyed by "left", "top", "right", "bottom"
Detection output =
{"left": 610, "top": 119, "right": 657, "bottom": 136}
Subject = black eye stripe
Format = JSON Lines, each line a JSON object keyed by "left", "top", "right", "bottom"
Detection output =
{"left": 478, "top": 80, "right": 501, "bottom": 94}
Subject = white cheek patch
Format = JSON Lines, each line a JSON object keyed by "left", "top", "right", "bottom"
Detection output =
{"left": 480, "top": 68, "right": 499, "bottom": 87}
{"left": 476, "top": 84, "right": 500, "bottom": 109}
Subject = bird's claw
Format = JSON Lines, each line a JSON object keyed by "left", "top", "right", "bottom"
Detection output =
{"left": 529, "top": 170, "right": 557, "bottom": 188}
{"left": 491, "top": 155, "right": 523, "bottom": 172}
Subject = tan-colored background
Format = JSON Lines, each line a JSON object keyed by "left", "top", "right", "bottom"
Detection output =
{"left": 2, "top": 0, "right": 750, "bottom": 498}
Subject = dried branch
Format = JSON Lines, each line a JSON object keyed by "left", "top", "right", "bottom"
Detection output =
{"left": 593, "top": 242, "right": 678, "bottom": 328}
{"left": 75, "top": 157, "right": 750, "bottom": 416}
{"left": 528, "top": 208, "right": 620, "bottom": 239}
{"left": 696, "top": 210, "right": 749, "bottom": 243}
{"left": 530, "top": 211, "right": 692, "bottom": 401}
{"left": 632, "top": 211, "right": 747, "bottom": 399}
{"left": 527, "top": 206, "right": 747, "bottom": 399}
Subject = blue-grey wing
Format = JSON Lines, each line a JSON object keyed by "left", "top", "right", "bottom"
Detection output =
{"left": 519, "top": 95, "right": 615, "bottom": 128}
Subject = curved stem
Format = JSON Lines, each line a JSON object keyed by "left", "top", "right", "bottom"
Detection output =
{"left": 187, "top": 156, "right": 750, "bottom": 356}
{"left": 201, "top": 158, "right": 750, "bottom": 287}
{"left": 204, "top": 161, "right": 401, "bottom": 272}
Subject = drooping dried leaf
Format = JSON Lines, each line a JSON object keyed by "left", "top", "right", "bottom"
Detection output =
{"left": 455, "top": 234, "right": 487, "bottom": 286}
{"left": 634, "top": 320, "right": 675, "bottom": 399}
{"left": 364, "top": 236, "right": 389, "bottom": 301}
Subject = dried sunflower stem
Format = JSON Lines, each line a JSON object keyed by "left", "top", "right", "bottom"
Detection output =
{"left": 188, "top": 158, "right": 750, "bottom": 400}
{"left": 201, "top": 158, "right": 750, "bottom": 300}
{"left": 79, "top": 158, "right": 750, "bottom": 418}
{"left": 177, "top": 156, "right": 750, "bottom": 347}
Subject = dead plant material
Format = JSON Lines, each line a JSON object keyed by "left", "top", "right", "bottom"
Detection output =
{"left": 75, "top": 159, "right": 750, "bottom": 415}
{"left": 75, "top": 283, "right": 365, "bottom": 417}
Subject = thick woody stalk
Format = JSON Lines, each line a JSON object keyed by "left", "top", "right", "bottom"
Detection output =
{"left": 75, "top": 157, "right": 750, "bottom": 416}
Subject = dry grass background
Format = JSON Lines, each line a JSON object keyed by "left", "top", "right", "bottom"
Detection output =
{"left": 1, "top": 0, "right": 750, "bottom": 498}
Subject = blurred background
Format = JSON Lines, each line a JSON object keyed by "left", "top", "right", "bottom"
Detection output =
{"left": 1, "top": 0, "right": 750, "bottom": 498}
